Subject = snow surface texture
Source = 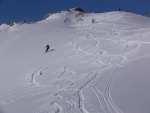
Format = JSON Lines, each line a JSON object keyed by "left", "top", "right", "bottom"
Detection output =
{"left": 0, "top": 10, "right": 150, "bottom": 113}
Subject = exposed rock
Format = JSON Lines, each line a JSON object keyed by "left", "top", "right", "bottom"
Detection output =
{"left": 44, "top": 13, "right": 52, "bottom": 20}
{"left": 72, "top": 7, "right": 84, "bottom": 12}
{"left": 64, "top": 18, "right": 71, "bottom": 23}
{"left": 19, "top": 20, "right": 30, "bottom": 25}
{"left": 5, "top": 22, "right": 15, "bottom": 26}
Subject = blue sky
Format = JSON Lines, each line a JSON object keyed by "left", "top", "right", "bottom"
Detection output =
{"left": 0, "top": 0, "right": 149, "bottom": 24}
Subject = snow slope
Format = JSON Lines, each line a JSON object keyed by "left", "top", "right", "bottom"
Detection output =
{"left": 0, "top": 10, "right": 150, "bottom": 113}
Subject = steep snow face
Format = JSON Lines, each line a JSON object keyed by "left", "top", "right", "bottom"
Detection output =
{"left": 0, "top": 11, "right": 150, "bottom": 113}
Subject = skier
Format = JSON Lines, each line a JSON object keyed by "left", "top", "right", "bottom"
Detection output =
{"left": 92, "top": 19, "right": 95, "bottom": 23}
{"left": 144, "top": 12, "right": 148, "bottom": 16}
{"left": 118, "top": 7, "right": 121, "bottom": 11}
{"left": 45, "top": 45, "right": 50, "bottom": 53}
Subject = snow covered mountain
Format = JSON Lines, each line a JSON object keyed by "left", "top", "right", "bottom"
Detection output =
{"left": 0, "top": 8, "right": 150, "bottom": 113}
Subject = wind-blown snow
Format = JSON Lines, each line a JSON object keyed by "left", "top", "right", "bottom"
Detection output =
{"left": 0, "top": 10, "right": 150, "bottom": 113}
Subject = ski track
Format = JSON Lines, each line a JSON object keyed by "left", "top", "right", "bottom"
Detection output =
{"left": 90, "top": 85, "right": 109, "bottom": 113}
{"left": 61, "top": 20, "right": 140, "bottom": 113}
{"left": 63, "top": 16, "right": 150, "bottom": 113}
{"left": 2, "top": 13, "right": 150, "bottom": 113}
{"left": 28, "top": 67, "right": 48, "bottom": 87}
{"left": 104, "top": 65, "right": 124, "bottom": 113}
